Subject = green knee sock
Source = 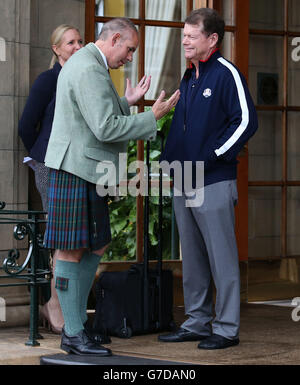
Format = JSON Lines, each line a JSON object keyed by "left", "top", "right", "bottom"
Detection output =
{"left": 78, "top": 252, "right": 101, "bottom": 324}
{"left": 54, "top": 259, "right": 83, "bottom": 336}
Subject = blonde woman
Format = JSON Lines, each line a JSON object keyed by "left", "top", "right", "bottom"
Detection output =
{"left": 18, "top": 25, "right": 83, "bottom": 333}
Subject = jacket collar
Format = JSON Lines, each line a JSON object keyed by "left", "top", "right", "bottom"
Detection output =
{"left": 85, "top": 42, "right": 108, "bottom": 69}
{"left": 184, "top": 49, "right": 221, "bottom": 80}
{"left": 198, "top": 48, "right": 220, "bottom": 63}
{"left": 92, "top": 43, "right": 109, "bottom": 69}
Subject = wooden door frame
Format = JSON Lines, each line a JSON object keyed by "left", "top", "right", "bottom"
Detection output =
{"left": 234, "top": 0, "right": 250, "bottom": 261}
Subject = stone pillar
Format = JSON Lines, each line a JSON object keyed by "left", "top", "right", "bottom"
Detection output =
{"left": 0, "top": 0, "right": 85, "bottom": 328}
{"left": 0, "top": 0, "right": 32, "bottom": 328}
{"left": 30, "top": 0, "right": 85, "bottom": 84}
{"left": 29, "top": 0, "right": 85, "bottom": 211}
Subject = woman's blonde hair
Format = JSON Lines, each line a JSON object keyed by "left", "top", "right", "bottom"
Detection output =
{"left": 49, "top": 24, "right": 81, "bottom": 68}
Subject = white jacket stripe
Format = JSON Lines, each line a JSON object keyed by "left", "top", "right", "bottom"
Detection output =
{"left": 215, "top": 57, "right": 249, "bottom": 157}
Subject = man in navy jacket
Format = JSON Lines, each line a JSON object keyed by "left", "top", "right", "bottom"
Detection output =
{"left": 159, "top": 8, "right": 257, "bottom": 349}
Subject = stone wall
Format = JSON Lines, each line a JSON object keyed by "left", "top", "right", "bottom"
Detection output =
{"left": 0, "top": 0, "right": 85, "bottom": 328}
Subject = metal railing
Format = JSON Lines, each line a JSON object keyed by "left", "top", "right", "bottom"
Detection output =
{"left": 0, "top": 201, "right": 51, "bottom": 346}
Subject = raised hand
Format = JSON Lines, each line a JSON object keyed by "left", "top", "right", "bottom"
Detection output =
{"left": 151, "top": 89, "right": 180, "bottom": 120}
{"left": 125, "top": 75, "right": 151, "bottom": 106}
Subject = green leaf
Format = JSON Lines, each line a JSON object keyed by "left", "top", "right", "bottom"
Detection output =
{"left": 114, "top": 219, "right": 128, "bottom": 233}
{"left": 149, "top": 150, "right": 161, "bottom": 160}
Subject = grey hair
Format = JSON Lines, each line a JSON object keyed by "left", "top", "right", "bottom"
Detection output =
{"left": 98, "top": 17, "right": 138, "bottom": 40}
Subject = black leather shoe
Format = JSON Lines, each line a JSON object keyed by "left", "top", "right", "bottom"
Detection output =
{"left": 158, "top": 327, "right": 208, "bottom": 342}
{"left": 198, "top": 334, "right": 239, "bottom": 350}
{"left": 61, "top": 328, "right": 112, "bottom": 356}
{"left": 83, "top": 321, "right": 111, "bottom": 344}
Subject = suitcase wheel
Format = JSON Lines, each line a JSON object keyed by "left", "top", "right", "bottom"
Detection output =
{"left": 118, "top": 326, "right": 132, "bottom": 339}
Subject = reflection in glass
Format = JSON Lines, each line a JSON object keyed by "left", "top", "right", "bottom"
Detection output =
{"left": 249, "top": 35, "right": 283, "bottom": 106}
{"left": 287, "top": 187, "right": 300, "bottom": 256}
{"left": 146, "top": 0, "right": 186, "bottom": 22}
{"left": 289, "top": 0, "right": 300, "bottom": 32}
{"left": 95, "top": 0, "right": 139, "bottom": 19}
{"left": 249, "top": 0, "right": 284, "bottom": 30}
{"left": 221, "top": 31, "right": 234, "bottom": 61}
{"left": 248, "top": 111, "right": 282, "bottom": 181}
{"left": 288, "top": 37, "right": 300, "bottom": 106}
{"left": 145, "top": 26, "right": 185, "bottom": 100}
{"left": 222, "top": 0, "right": 235, "bottom": 26}
{"left": 248, "top": 187, "right": 281, "bottom": 259}
{"left": 287, "top": 113, "right": 300, "bottom": 181}
{"left": 191, "top": 0, "right": 235, "bottom": 25}
{"left": 95, "top": 0, "right": 104, "bottom": 38}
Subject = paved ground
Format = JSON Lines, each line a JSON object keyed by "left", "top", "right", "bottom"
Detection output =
{"left": 0, "top": 303, "right": 300, "bottom": 365}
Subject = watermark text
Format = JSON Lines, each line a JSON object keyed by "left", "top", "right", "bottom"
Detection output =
{"left": 291, "top": 37, "right": 300, "bottom": 62}
{"left": 0, "top": 37, "right": 6, "bottom": 62}
{"left": 0, "top": 297, "right": 6, "bottom": 322}
{"left": 291, "top": 297, "right": 300, "bottom": 322}
{"left": 95, "top": 153, "right": 204, "bottom": 207}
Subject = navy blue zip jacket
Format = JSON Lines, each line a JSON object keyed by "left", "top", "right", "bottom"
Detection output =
{"left": 161, "top": 50, "right": 258, "bottom": 187}
{"left": 18, "top": 62, "right": 61, "bottom": 163}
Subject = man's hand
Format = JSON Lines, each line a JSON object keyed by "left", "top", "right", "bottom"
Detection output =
{"left": 125, "top": 75, "right": 151, "bottom": 106}
{"left": 152, "top": 89, "right": 180, "bottom": 120}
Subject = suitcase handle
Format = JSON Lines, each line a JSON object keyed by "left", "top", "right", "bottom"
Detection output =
{"left": 143, "top": 132, "right": 165, "bottom": 330}
{"left": 144, "top": 132, "right": 164, "bottom": 267}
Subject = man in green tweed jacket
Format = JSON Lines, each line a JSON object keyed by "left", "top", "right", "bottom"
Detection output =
{"left": 44, "top": 17, "right": 180, "bottom": 356}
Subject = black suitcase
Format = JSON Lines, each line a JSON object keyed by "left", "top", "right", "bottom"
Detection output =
{"left": 93, "top": 136, "right": 175, "bottom": 338}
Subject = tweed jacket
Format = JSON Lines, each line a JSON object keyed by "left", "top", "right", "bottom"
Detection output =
{"left": 45, "top": 43, "right": 157, "bottom": 185}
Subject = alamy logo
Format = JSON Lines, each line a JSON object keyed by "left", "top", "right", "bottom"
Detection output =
{"left": 0, "top": 297, "right": 6, "bottom": 322}
{"left": 0, "top": 37, "right": 6, "bottom": 62}
{"left": 95, "top": 154, "right": 205, "bottom": 208}
{"left": 291, "top": 297, "right": 300, "bottom": 322}
{"left": 291, "top": 37, "right": 300, "bottom": 62}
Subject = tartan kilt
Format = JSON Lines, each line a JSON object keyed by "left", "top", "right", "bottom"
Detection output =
{"left": 44, "top": 168, "right": 111, "bottom": 251}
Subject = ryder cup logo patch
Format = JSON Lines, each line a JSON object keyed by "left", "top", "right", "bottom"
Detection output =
{"left": 203, "top": 88, "right": 212, "bottom": 98}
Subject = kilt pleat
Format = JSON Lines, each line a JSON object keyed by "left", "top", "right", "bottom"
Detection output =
{"left": 44, "top": 169, "right": 89, "bottom": 250}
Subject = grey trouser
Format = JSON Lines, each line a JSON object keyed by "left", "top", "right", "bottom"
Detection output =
{"left": 174, "top": 180, "right": 240, "bottom": 339}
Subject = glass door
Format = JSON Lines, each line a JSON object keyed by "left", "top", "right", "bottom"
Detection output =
{"left": 248, "top": 0, "right": 300, "bottom": 300}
